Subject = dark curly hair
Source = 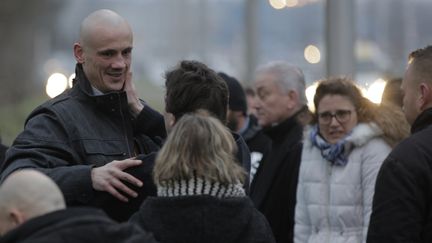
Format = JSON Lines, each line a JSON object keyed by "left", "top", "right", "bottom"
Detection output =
{"left": 164, "top": 60, "right": 229, "bottom": 124}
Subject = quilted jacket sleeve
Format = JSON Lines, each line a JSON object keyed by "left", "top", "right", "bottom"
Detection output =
{"left": 0, "top": 108, "right": 94, "bottom": 205}
{"left": 360, "top": 138, "right": 391, "bottom": 243}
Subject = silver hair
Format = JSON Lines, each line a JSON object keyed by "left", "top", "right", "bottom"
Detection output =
{"left": 255, "top": 61, "right": 307, "bottom": 105}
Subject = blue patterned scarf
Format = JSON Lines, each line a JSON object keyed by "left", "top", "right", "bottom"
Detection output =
{"left": 310, "top": 125, "right": 353, "bottom": 166}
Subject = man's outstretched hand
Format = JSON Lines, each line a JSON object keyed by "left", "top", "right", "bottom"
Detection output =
{"left": 91, "top": 158, "right": 143, "bottom": 202}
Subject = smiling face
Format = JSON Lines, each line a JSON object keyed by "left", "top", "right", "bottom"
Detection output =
{"left": 317, "top": 94, "right": 358, "bottom": 144}
{"left": 74, "top": 12, "right": 133, "bottom": 93}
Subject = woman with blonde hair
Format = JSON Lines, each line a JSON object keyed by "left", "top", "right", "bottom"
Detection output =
{"left": 130, "top": 111, "right": 275, "bottom": 243}
{"left": 294, "top": 77, "right": 408, "bottom": 243}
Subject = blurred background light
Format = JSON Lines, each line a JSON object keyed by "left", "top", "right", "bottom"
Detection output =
{"left": 46, "top": 73, "right": 67, "bottom": 98}
{"left": 304, "top": 45, "right": 321, "bottom": 64}
{"left": 305, "top": 82, "right": 318, "bottom": 112}
{"left": 364, "top": 78, "right": 387, "bottom": 104}
{"left": 68, "top": 73, "right": 75, "bottom": 88}
{"left": 269, "top": 0, "right": 286, "bottom": 9}
{"left": 286, "top": 0, "right": 299, "bottom": 8}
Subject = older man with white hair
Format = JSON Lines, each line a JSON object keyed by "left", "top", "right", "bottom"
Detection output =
{"left": 250, "top": 61, "right": 310, "bottom": 243}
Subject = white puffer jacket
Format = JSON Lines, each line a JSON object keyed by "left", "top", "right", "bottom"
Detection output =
{"left": 294, "top": 123, "right": 391, "bottom": 243}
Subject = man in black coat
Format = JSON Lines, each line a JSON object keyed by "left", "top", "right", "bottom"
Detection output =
{"left": 91, "top": 61, "right": 252, "bottom": 221}
{"left": 163, "top": 62, "right": 250, "bottom": 177}
{"left": 0, "top": 9, "right": 166, "bottom": 221}
{"left": 218, "top": 72, "right": 271, "bottom": 181}
{"left": 0, "top": 170, "right": 157, "bottom": 243}
{"left": 367, "top": 46, "right": 432, "bottom": 242}
{"left": 250, "top": 61, "right": 310, "bottom": 243}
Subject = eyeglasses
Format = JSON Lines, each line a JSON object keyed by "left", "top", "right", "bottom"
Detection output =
{"left": 318, "top": 110, "right": 352, "bottom": 124}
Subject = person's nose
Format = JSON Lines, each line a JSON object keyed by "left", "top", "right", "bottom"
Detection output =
{"left": 111, "top": 54, "right": 127, "bottom": 69}
{"left": 254, "top": 98, "right": 262, "bottom": 111}
{"left": 329, "top": 116, "right": 340, "bottom": 127}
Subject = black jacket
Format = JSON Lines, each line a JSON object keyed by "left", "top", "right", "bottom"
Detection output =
{"left": 96, "top": 132, "right": 251, "bottom": 222}
{"left": 0, "top": 64, "right": 166, "bottom": 219}
{"left": 241, "top": 115, "right": 271, "bottom": 180}
{"left": 130, "top": 195, "right": 275, "bottom": 243}
{"left": 367, "top": 108, "right": 432, "bottom": 243}
{"left": 0, "top": 142, "right": 7, "bottom": 169}
{"left": 250, "top": 116, "right": 303, "bottom": 243}
{"left": 0, "top": 208, "right": 157, "bottom": 243}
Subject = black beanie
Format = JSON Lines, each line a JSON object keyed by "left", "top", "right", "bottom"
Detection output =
{"left": 218, "top": 72, "right": 247, "bottom": 114}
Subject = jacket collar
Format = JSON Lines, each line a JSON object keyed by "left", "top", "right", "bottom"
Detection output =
{"left": 157, "top": 175, "right": 245, "bottom": 198}
{"left": 241, "top": 115, "right": 262, "bottom": 141}
{"left": 0, "top": 208, "right": 110, "bottom": 243}
{"left": 411, "top": 108, "right": 432, "bottom": 134}
{"left": 73, "top": 64, "right": 129, "bottom": 113}
{"left": 263, "top": 115, "right": 302, "bottom": 143}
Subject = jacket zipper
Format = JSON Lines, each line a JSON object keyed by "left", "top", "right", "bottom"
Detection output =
{"left": 326, "top": 161, "right": 332, "bottom": 243}
{"left": 118, "top": 93, "right": 132, "bottom": 157}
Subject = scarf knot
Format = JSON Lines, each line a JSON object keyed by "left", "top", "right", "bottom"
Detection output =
{"left": 310, "top": 125, "right": 353, "bottom": 166}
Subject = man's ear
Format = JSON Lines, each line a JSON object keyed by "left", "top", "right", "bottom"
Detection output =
{"left": 9, "top": 208, "right": 25, "bottom": 227}
{"left": 286, "top": 90, "right": 298, "bottom": 110}
{"left": 73, "top": 43, "right": 85, "bottom": 64}
{"left": 164, "top": 112, "right": 176, "bottom": 133}
{"left": 418, "top": 82, "right": 432, "bottom": 110}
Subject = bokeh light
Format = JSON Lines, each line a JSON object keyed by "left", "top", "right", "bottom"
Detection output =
{"left": 305, "top": 82, "right": 319, "bottom": 112}
{"left": 364, "top": 78, "right": 387, "bottom": 104}
{"left": 46, "top": 73, "right": 68, "bottom": 98}
{"left": 286, "top": 0, "right": 299, "bottom": 7}
{"left": 304, "top": 45, "right": 321, "bottom": 64}
{"left": 68, "top": 73, "right": 76, "bottom": 88}
{"left": 269, "top": 0, "right": 286, "bottom": 9}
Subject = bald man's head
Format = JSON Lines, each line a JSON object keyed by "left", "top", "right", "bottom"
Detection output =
{"left": 79, "top": 9, "right": 132, "bottom": 49}
{"left": 0, "top": 170, "right": 65, "bottom": 236}
{"left": 73, "top": 9, "right": 134, "bottom": 93}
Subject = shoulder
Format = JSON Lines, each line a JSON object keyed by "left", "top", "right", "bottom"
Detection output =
{"left": 29, "top": 90, "right": 76, "bottom": 116}
{"left": 386, "top": 130, "right": 432, "bottom": 170}
{"left": 348, "top": 123, "right": 383, "bottom": 147}
{"left": 359, "top": 136, "right": 391, "bottom": 155}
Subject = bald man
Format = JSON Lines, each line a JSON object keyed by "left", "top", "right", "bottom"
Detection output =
{"left": 0, "top": 170, "right": 157, "bottom": 243}
{"left": 0, "top": 9, "right": 166, "bottom": 221}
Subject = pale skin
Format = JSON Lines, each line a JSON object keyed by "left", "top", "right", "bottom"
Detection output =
{"left": 317, "top": 94, "right": 358, "bottom": 144}
{"left": 73, "top": 9, "right": 144, "bottom": 202}
{"left": 254, "top": 73, "right": 301, "bottom": 127}
{"left": 401, "top": 63, "right": 432, "bottom": 125}
{"left": 0, "top": 170, "right": 66, "bottom": 236}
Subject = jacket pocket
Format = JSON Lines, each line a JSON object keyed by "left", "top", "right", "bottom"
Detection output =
{"left": 81, "top": 139, "right": 128, "bottom": 166}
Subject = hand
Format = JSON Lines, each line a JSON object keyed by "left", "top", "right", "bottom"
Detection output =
{"left": 91, "top": 159, "right": 143, "bottom": 202}
{"left": 123, "top": 72, "right": 144, "bottom": 116}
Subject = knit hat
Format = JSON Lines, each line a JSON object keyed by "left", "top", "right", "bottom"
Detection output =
{"left": 218, "top": 72, "right": 247, "bottom": 114}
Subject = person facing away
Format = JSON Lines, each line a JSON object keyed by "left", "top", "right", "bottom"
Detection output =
{"left": 0, "top": 9, "right": 166, "bottom": 221}
{"left": 218, "top": 72, "right": 271, "bottom": 182}
{"left": 96, "top": 60, "right": 253, "bottom": 221}
{"left": 367, "top": 45, "right": 432, "bottom": 243}
{"left": 130, "top": 111, "right": 275, "bottom": 243}
{"left": 294, "top": 77, "right": 408, "bottom": 243}
{"left": 0, "top": 170, "right": 157, "bottom": 243}
{"left": 161, "top": 60, "right": 251, "bottom": 186}
{"left": 381, "top": 77, "right": 403, "bottom": 108}
{"left": 250, "top": 61, "right": 311, "bottom": 243}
